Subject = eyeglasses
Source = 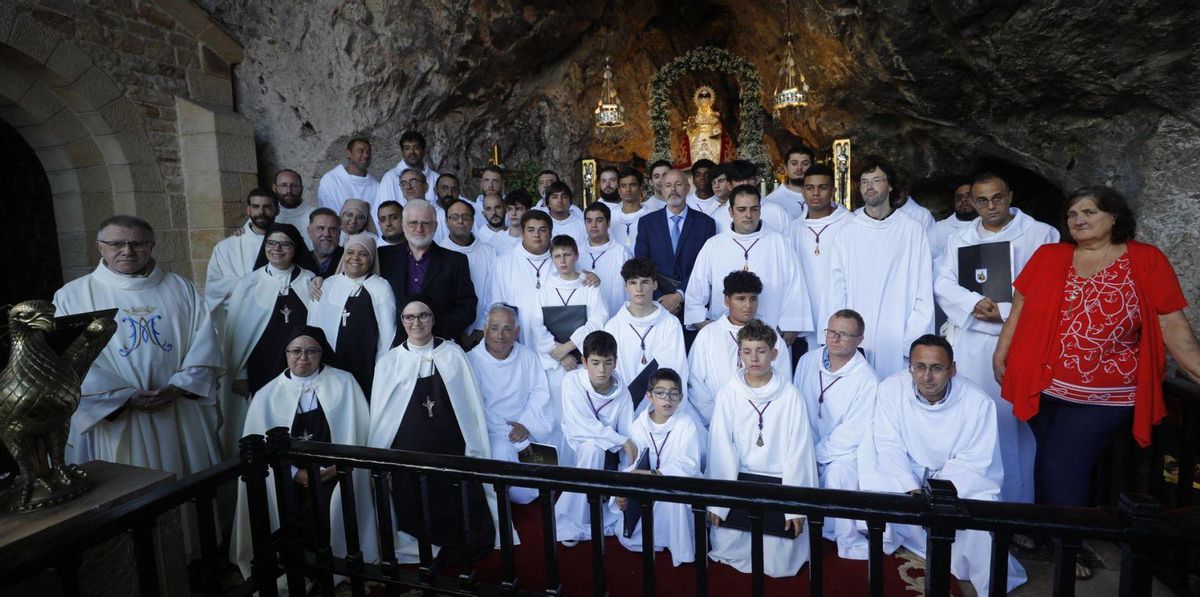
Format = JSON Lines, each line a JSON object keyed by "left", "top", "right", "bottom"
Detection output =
{"left": 98, "top": 240, "right": 153, "bottom": 251}
{"left": 910, "top": 363, "right": 950, "bottom": 375}
{"left": 402, "top": 312, "right": 434, "bottom": 323}
{"left": 650, "top": 389, "right": 683, "bottom": 402}
{"left": 265, "top": 240, "right": 295, "bottom": 249}
{"left": 447, "top": 213, "right": 473, "bottom": 221}
{"left": 825, "top": 329, "right": 862, "bottom": 341}
{"left": 400, "top": 179, "right": 423, "bottom": 187}
{"left": 286, "top": 348, "right": 322, "bottom": 357}
{"left": 974, "top": 195, "right": 1009, "bottom": 208}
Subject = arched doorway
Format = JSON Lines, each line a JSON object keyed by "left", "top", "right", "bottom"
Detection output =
{"left": 0, "top": 117, "right": 60, "bottom": 304}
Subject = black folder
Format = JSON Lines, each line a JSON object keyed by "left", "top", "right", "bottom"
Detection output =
{"left": 722, "top": 473, "right": 791, "bottom": 538}
{"left": 957, "top": 241, "right": 1013, "bottom": 303}
{"left": 541, "top": 305, "right": 588, "bottom": 343}
{"left": 623, "top": 449, "right": 653, "bottom": 538}
{"left": 517, "top": 442, "right": 559, "bottom": 466}
{"left": 627, "top": 359, "right": 660, "bottom": 411}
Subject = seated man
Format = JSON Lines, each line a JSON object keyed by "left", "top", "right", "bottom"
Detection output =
{"left": 857, "top": 335, "right": 1026, "bottom": 595}
{"left": 792, "top": 309, "right": 878, "bottom": 557}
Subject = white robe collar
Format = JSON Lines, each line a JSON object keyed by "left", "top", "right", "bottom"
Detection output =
{"left": 613, "top": 302, "right": 671, "bottom": 327}
{"left": 801, "top": 204, "right": 852, "bottom": 226}
{"left": 967, "top": 207, "right": 1037, "bottom": 244}
{"left": 817, "top": 348, "right": 870, "bottom": 379}
{"left": 91, "top": 259, "right": 165, "bottom": 290}
{"left": 732, "top": 369, "right": 784, "bottom": 401}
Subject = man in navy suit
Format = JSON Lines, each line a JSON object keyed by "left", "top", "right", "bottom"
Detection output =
{"left": 635, "top": 169, "right": 716, "bottom": 346}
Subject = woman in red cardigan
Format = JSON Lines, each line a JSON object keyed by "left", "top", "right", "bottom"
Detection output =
{"left": 993, "top": 185, "right": 1200, "bottom": 577}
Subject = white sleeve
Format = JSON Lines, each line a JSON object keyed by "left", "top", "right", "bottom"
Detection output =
{"left": 561, "top": 383, "right": 628, "bottom": 451}
{"left": 933, "top": 239, "right": 986, "bottom": 331}
{"left": 371, "top": 283, "right": 397, "bottom": 360}
{"left": 683, "top": 244, "right": 712, "bottom": 326}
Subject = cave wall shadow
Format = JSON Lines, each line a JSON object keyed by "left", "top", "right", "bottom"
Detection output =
{"left": 909, "top": 156, "right": 1067, "bottom": 234}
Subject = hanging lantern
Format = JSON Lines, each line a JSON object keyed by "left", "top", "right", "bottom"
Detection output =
{"left": 594, "top": 56, "right": 626, "bottom": 129}
{"left": 772, "top": 37, "right": 810, "bottom": 116}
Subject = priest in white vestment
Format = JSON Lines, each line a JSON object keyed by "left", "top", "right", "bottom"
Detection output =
{"left": 232, "top": 326, "right": 370, "bottom": 580}
{"left": 934, "top": 174, "right": 1059, "bottom": 504}
{"left": 685, "top": 185, "right": 811, "bottom": 339}
{"left": 53, "top": 215, "right": 222, "bottom": 477}
{"left": 581, "top": 202, "right": 633, "bottom": 316}
{"left": 687, "top": 270, "right": 792, "bottom": 427}
{"left": 205, "top": 189, "right": 277, "bottom": 309}
{"left": 375, "top": 131, "right": 439, "bottom": 207}
{"left": 785, "top": 164, "right": 855, "bottom": 350}
{"left": 438, "top": 198, "right": 498, "bottom": 344}
{"left": 273, "top": 170, "right": 316, "bottom": 237}
{"left": 793, "top": 310, "right": 878, "bottom": 558}
{"left": 707, "top": 321, "right": 818, "bottom": 578}
{"left": 823, "top": 158, "right": 933, "bottom": 378}
{"left": 857, "top": 336, "right": 1026, "bottom": 595}
{"left": 317, "top": 137, "right": 379, "bottom": 219}
{"left": 365, "top": 298, "right": 501, "bottom": 564}
{"left": 762, "top": 145, "right": 814, "bottom": 221}
{"left": 467, "top": 305, "right": 554, "bottom": 504}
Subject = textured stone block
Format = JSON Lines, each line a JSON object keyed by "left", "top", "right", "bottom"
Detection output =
{"left": 57, "top": 66, "right": 123, "bottom": 113}
{"left": 44, "top": 166, "right": 81, "bottom": 195}
{"left": 63, "top": 136, "right": 103, "bottom": 168}
{"left": 7, "top": 11, "right": 61, "bottom": 64}
{"left": 97, "top": 97, "right": 146, "bottom": 134}
{"left": 185, "top": 68, "right": 233, "bottom": 107}
{"left": 35, "top": 143, "right": 72, "bottom": 172}
{"left": 14, "top": 82, "right": 63, "bottom": 123}
{"left": 0, "top": 62, "right": 36, "bottom": 102}
{"left": 51, "top": 190, "right": 85, "bottom": 231}
{"left": 215, "top": 132, "right": 256, "bottom": 171}
{"left": 14, "top": 120, "right": 58, "bottom": 150}
{"left": 42, "top": 37, "right": 91, "bottom": 86}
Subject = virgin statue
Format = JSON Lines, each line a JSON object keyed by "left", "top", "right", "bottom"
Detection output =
{"left": 676, "top": 86, "right": 735, "bottom": 168}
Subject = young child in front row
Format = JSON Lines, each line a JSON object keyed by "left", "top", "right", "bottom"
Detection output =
{"left": 611, "top": 368, "right": 703, "bottom": 566}
{"left": 554, "top": 330, "right": 636, "bottom": 546}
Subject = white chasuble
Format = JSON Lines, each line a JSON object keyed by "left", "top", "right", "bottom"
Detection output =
{"left": 763, "top": 184, "right": 807, "bottom": 221}
{"left": 934, "top": 208, "right": 1058, "bottom": 503}
{"left": 786, "top": 205, "right": 854, "bottom": 349}
{"left": 52, "top": 261, "right": 223, "bottom": 476}
{"left": 856, "top": 197, "right": 935, "bottom": 232}
{"left": 582, "top": 239, "right": 632, "bottom": 316}
{"left": 317, "top": 163, "right": 380, "bottom": 219}
{"left": 233, "top": 366, "right": 370, "bottom": 578}
{"left": 686, "top": 314, "right": 792, "bottom": 427}
{"left": 856, "top": 373, "right": 1026, "bottom": 595}
{"left": 439, "top": 235, "right": 498, "bottom": 333}
{"left": 823, "top": 210, "right": 934, "bottom": 378}
{"left": 205, "top": 220, "right": 265, "bottom": 309}
{"left": 609, "top": 203, "right": 656, "bottom": 253}
{"left": 706, "top": 371, "right": 817, "bottom": 578}
{"left": 684, "top": 227, "right": 812, "bottom": 333}
{"left": 609, "top": 408, "right": 703, "bottom": 566}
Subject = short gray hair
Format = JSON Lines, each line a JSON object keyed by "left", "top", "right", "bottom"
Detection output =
{"left": 97, "top": 215, "right": 155, "bottom": 241}
{"left": 402, "top": 199, "right": 436, "bottom": 220}
{"left": 486, "top": 302, "right": 518, "bottom": 322}
{"left": 399, "top": 167, "right": 427, "bottom": 183}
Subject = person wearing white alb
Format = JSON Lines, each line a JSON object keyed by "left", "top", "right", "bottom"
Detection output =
{"left": 763, "top": 145, "right": 814, "bottom": 221}
{"left": 785, "top": 164, "right": 854, "bottom": 351}
{"left": 317, "top": 137, "right": 379, "bottom": 219}
{"left": 375, "top": 130, "right": 439, "bottom": 208}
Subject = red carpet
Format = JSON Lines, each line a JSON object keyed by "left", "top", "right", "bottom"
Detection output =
{"left": 379, "top": 497, "right": 962, "bottom": 596}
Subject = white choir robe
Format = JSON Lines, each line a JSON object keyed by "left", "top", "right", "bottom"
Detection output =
{"left": 857, "top": 373, "right": 1027, "bottom": 595}
{"left": 491, "top": 244, "right": 553, "bottom": 347}
{"left": 713, "top": 200, "right": 791, "bottom": 235}
{"left": 533, "top": 199, "right": 585, "bottom": 220}
{"left": 555, "top": 369, "right": 635, "bottom": 542}
{"left": 275, "top": 204, "right": 316, "bottom": 246}
{"left": 707, "top": 371, "right": 818, "bottom": 578}
{"left": 468, "top": 342, "right": 554, "bottom": 504}
{"left": 439, "top": 235, "right": 497, "bottom": 333}
{"left": 308, "top": 273, "right": 396, "bottom": 361}
{"left": 763, "top": 185, "right": 807, "bottom": 221}
{"left": 232, "top": 365, "right": 370, "bottom": 579}
{"left": 823, "top": 210, "right": 934, "bottom": 378}
{"left": 317, "top": 163, "right": 380, "bottom": 223}
{"left": 786, "top": 206, "right": 854, "bottom": 349}
{"left": 929, "top": 215, "right": 974, "bottom": 260}
{"left": 686, "top": 314, "right": 792, "bottom": 427}
{"left": 644, "top": 196, "right": 667, "bottom": 211}
{"left": 609, "top": 203, "right": 657, "bottom": 254}
{"left": 793, "top": 348, "right": 878, "bottom": 558}
{"left": 934, "top": 208, "right": 1059, "bottom": 503}
{"left": 215, "top": 265, "right": 314, "bottom": 459}
{"left": 581, "top": 239, "right": 632, "bottom": 316}
{"left": 687, "top": 195, "right": 723, "bottom": 217}
{"left": 487, "top": 231, "right": 521, "bottom": 255}
{"left": 536, "top": 210, "right": 589, "bottom": 252}
{"left": 609, "top": 408, "right": 703, "bottom": 566}
{"left": 859, "top": 197, "right": 934, "bottom": 232}
{"left": 476, "top": 225, "right": 507, "bottom": 252}
{"left": 375, "top": 161, "right": 439, "bottom": 209}
{"left": 684, "top": 227, "right": 812, "bottom": 334}
{"left": 365, "top": 340, "right": 502, "bottom": 560}
{"left": 603, "top": 304, "right": 690, "bottom": 418}
{"left": 205, "top": 220, "right": 264, "bottom": 309}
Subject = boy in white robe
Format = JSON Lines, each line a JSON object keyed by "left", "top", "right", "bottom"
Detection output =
{"left": 555, "top": 331, "right": 637, "bottom": 545}
{"left": 823, "top": 157, "right": 934, "bottom": 378}
{"left": 685, "top": 185, "right": 812, "bottom": 342}
{"left": 536, "top": 181, "right": 589, "bottom": 252}
{"left": 316, "top": 137, "right": 379, "bottom": 217}
{"left": 468, "top": 304, "right": 554, "bottom": 504}
{"left": 762, "top": 145, "right": 813, "bottom": 221}
{"left": 793, "top": 309, "right": 879, "bottom": 558}
{"left": 206, "top": 189, "right": 276, "bottom": 309}
{"left": 857, "top": 335, "right": 1026, "bottom": 595}
{"left": 785, "top": 164, "right": 855, "bottom": 350}
{"left": 491, "top": 210, "right": 557, "bottom": 348}
{"left": 934, "top": 173, "right": 1059, "bottom": 505}
{"left": 603, "top": 257, "right": 689, "bottom": 418}
{"left": 707, "top": 320, "right": 818, "bottom": 578}
{"left": 610, "top": 168, "right": 658, "bottom": 252}
{"left": 611, "top": 368, "right": 702, "bottom": 566}
{"left": 687, "top": 270, "right": 791, "bottom": 427}
{"left": 581, "top": 202, "right": 633, "bottom": 316}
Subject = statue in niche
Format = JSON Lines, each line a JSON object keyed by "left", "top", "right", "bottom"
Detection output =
{"left": 675, "top": 86, "right": 735, "bottom": 169}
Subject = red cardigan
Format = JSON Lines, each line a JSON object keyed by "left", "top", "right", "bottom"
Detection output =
{"left": 1002, "top": 241, "right": 1188, "bottom": 447}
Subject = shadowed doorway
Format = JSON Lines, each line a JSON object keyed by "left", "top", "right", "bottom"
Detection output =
{"left": 0, "top": 117, "right": 61, "bottom": 306}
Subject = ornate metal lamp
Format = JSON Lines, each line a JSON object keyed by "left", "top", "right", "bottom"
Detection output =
{"left": 772, "top": 36, "right": 810, "bottom": 116}
{"left": 594, "top": 56, "right": 626, "bottom": 129}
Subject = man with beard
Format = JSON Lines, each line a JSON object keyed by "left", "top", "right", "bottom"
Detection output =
{"left": 635, "top": 169, "right": 716, "bottom": 332}
{"left": 488, "top": 189, "right": 533, "bottom": 254}
{"left": 272, "top": 169, "right": 315, "bottom": 234}
{"left": 377, "top": 130, "right": 439, "bottom": 206}
{"left": 438, "top": 198, "right": 497, "bottom": 348}
{"left": 432, "top": 172, "right": 465, "bottom": 243}
{"left": 764, "top": 145, "right": 813, "bottom": 221}
{"left": 928, "top": 177, "right": 976, "bottom": 258}
{"left": 476, "top": 192, "right": 507, "bottom": 246}
{"left": 596, "top": 165, "right": 622, "bottom": 209}
{"left": 378, "top": 200, "right": 477, "bottom": 343}
{"left": 317, "top": 137, "right": 379, "bottom": 217}
{"left": 376, "top": 200, "right": 405, "bottom": 246}
{"left": 685, "top": 158, "right": 717, "bottom": 214}
{"left": 206, "top": 188, "right": 277, "bottom": 308}
{"left": 306, "top": 207, "right": 344, "bottom": 278}
{"left": 478, "top": 165, "right": 504, "bottom": 204}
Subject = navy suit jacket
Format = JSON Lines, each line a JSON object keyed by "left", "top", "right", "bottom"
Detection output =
{"left": 634, "top": 206, "right": 716, "bottom": 297}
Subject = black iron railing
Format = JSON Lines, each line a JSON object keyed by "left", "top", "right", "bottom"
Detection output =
{"left": 238, "top": 426, "right": 1194, "bottom": 597}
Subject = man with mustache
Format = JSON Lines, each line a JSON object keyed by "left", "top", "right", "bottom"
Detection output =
{"left": 206, "top": 188, "right": 278, "bottom": 308}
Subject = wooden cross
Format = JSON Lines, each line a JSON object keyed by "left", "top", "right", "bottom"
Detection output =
{"left": 340, "top": 309, "right": 350, "bottom": 327}
{"left": 279, "top": 305, "right": 292, "bottom": 324}
{"left": 422, "top": 396, "right": 436, "bottom": 418}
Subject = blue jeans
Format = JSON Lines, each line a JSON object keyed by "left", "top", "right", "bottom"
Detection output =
{"left": 1029, "top": 394, "right": 1133, "bottom": 507}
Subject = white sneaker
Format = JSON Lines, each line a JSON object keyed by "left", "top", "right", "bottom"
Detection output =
{"left": 561, "top": 539, "right": 579, "bottom": 547}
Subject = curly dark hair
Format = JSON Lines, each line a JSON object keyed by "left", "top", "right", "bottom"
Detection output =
{"left": 1062, "top": 185, "right": 1136, "bottom": 244}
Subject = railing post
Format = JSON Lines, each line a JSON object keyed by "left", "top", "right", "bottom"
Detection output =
{"left": 239, "top": 433, "right": 279, "bottom": 597}
{"left": 691, "top": 504, "right": 710, "bottom": 597}
{"left": 923, "top": 478, "right": 960, "bottom": 597}
{"left": 266, "top": 427, "right": 306, "bottom": 596}
{"left": 1118, "top": 493, "right": 1167, "bottom": 597}
{"left": 807, "top": 514, "right": 824, "bottom": 597}
{"left": 130, "top": 520, "right": 160, "bottom": 597}
{"left": 192, "top": 488, "right": 224, "bottom": 597}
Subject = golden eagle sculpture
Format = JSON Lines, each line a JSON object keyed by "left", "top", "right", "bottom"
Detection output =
{"left": 0, "top": 300, "right": 117, "bottom": 512}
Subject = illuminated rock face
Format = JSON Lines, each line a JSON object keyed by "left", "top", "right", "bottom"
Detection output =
{"left": 201, "top": 0, "right": 1200, "bottom": 320}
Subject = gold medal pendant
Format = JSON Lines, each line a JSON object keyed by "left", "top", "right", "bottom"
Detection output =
{"left": 756, "top": 433, "right": 764, "bottom": 447}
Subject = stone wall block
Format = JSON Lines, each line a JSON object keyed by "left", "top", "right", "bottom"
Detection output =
{"left": 51, "top": 190, "right": 84, "bottom": 232}
{"left": 179, "top": 131, "right": 219, "bottom": 171}
{"left": 108, "top": 163, "right": 135, "bottom": 193}
{"left": 15, "top": 82, "right": 63, "bottom": 123}
{"left": 128, "top": 161, "right": 165, "bottom": 193}
{"left": 57, "top": 231, "right": 89, "bottom": 268}
{"left": 15, "top": 121, "right": 58, "bottom": 149}
{"left": 114, "top": 127, "right": 158, "bottom": 166}
{"left": 134, "top": 192, "right": 171, "bottom": 230}
{"left": 0, "top": 64, "right": 35, "bottom": 104}
{"left": 75, "top": 163, "right": 111, "bottom": 193}
{"left": 80, "top": 190, "right": 114, "bottom": 231}
{"left": 8, "top": 11, "right": 61, "bottom": 65}
{"left": 185, "top": 68, "right": 232, "bottom": 107}
{"left": 59, "top": 67, "right": 123, "bottom": 114}
{"left": 43, "top": 107, "right": 88, "bottom": 144}
{"left": 93, "top": 133, "right": 129, "bottom": 166}
{"left": 153, "top": 229, "right": 187, "bottom": 263}
{"left": 35, "top": 144, "right": 71, "bottom": 172}
{"left": 214, "top": 132, "right": 255, "bottom": 172}
{"left": 44, "top": 166, "right": 81, "bottom": 195}
{"left": 42, "top": 40, "right": 91, "bottom": 87}
{"left": 186, "top": 198, "right": 226, "bottom": 228}
{"left": 0, "top": 2, "right": 17, "bottom": 44}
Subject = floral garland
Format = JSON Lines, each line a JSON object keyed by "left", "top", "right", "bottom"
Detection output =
{"left": 649, "top": 47, "right": 769, "bottom": 173}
